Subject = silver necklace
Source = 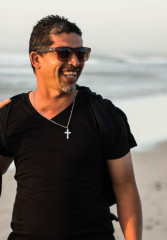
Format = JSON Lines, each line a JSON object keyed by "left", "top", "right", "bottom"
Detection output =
{"left": 33, "top": 90, "right": 76, "bottom": 140}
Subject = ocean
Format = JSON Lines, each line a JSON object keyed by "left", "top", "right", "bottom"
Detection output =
{"left": 0, "top": 52, "right": 167, "bottom": 151}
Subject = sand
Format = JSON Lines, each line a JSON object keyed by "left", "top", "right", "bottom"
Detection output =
{"left": 112, "top": 141, "right": 167, "bottom": 240}
{"left": 0, "top": 141, "right": 167, "bottom": 240}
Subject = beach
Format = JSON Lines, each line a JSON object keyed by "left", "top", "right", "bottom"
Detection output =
{"left": 112, "top": 141, "right": 167, "bottom": 240}
{"left": 0, "top": 141, "right": 166, "bottom": 240}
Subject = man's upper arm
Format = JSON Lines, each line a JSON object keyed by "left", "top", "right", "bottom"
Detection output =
{"left": 107, "top": 152, "right": 136, "bottom": 192}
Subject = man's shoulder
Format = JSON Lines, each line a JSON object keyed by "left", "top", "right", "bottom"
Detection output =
{"left": 0, "top": 94, "right": 27, "bottom": 158}
{"left": 8, "top": 92, "right": 28, "bottom": 109}
{"left": 77, "top": 85, "right": 131, "bottom": 129}
{"left": 0, "top": 93, "right": 28, "bottom": 121}
{"left": 77, "top": 85, "right": 113, "bottom": 107}
{"left": 10, "top": 92, "right": 27, "bottom": 102}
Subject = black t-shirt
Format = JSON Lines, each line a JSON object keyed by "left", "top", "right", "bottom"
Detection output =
{"left": 1, "top": 90, "right": 136, "bottom": 240}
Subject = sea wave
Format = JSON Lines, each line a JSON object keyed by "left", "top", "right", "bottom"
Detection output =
{"left": 0, "top": 52, "right": 29, "bottom": 66}
{"left": 0, "top": 52, "right": 167, "bottom": 72}
{"left": 0, "top": 52, "right": 166, "bottom": 151}
{"left": 0, "top": 52, "right": 166, "bottom": 100}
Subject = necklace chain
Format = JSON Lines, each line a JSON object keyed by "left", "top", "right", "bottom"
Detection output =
{"left": 33, "top": 90, "right": 76, "bottom": 139}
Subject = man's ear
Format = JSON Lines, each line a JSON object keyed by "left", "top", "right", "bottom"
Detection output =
{"left": 30, "top": 52, "right": 41, "bottom": 69}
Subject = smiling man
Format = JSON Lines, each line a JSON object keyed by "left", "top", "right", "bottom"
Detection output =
{"left": 31, "top": 33, "right": 86, "bottom": 94}
{"left": 0, "top": 15, "right": 142, "bottom": 240}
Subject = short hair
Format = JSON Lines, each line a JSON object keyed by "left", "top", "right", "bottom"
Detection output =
{"left": 29, "top": 15, "right": 82, "bottom": 54}
{"left": 29, "top": 15, "right": 82, "bottom": 72}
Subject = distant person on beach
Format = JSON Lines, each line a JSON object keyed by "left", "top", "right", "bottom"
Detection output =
{"left": 0, "top": 15, "right": 142, "bottom": 240}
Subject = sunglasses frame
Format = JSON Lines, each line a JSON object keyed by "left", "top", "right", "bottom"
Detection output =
{"left": 36, "top": 47, "right": 91, "bottom": 62}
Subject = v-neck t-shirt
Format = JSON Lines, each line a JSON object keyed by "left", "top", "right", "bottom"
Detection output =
{"left": 5, "top": 90, "right": 135, "bottom": 240}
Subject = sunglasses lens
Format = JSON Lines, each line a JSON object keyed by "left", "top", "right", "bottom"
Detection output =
{"left": 56, "top": 47, "right": 90, "bottom": 62}
{"left": 76, "top": 48, "right": 90, "bottom": 62}
{"left": 57, "top": 48, "right": 72, "bottom": 61}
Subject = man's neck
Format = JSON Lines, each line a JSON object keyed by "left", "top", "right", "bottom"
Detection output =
{"left": 29, "top": 89, "right": 77, "bottom": 119}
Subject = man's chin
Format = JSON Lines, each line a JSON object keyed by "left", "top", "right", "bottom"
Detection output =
{"left": 59, "top": 83, "right": 76, "bottom": 94}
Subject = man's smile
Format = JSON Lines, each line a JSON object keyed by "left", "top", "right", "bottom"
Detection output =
{"left": 61, "top": 67, "right": 80, "bottom": 83}
{"left": 63, "top": 71, "right": 77, "bottom": 77}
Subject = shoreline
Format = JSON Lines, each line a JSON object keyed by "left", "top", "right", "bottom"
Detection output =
{"left": 0, "top": 140, "right": 167, "bottom": 240}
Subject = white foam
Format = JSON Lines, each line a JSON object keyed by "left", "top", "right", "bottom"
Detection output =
{"left": 113, "top": 94, "right": 167, "bottom": 152}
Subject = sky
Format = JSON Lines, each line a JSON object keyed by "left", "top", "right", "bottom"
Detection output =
{"left": 0, "top": 0, "right": 167, "bottom": 56}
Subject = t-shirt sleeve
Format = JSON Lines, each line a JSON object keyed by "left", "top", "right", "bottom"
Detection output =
{"left": 0, "top": 106, "right": 13, "bottom": 157}
{"left": 104, "top": 105, "right": 137, "bottom": 159}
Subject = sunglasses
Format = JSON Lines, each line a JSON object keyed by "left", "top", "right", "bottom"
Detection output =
{"left": 36, "top": 47, "right": 91, "bottom": 62}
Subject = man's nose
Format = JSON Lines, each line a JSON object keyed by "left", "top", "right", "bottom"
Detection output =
{"left": 67, "top": 53, "right": 80, "bottom": 67}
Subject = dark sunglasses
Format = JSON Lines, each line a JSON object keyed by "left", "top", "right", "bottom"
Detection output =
{"left": 36, "top": 47, "right": 91, "bottom": 62}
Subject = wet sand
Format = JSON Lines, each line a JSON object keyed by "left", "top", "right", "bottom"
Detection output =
{"left": 0, "top": 141, "right": 167, "bottom": 240}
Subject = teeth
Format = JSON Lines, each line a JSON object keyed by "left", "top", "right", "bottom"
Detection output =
{"left": 63, "top": 71, "right": 77, "bottom": 76}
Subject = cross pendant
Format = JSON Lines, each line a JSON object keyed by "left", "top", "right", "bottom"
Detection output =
{"left": 64, "top": 128, "right": 71, "bottom": 139}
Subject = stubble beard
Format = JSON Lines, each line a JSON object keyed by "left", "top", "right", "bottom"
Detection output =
{"left": 58, "top": 81, "right": 77, "bottom": 94}
{"left": 58, "top": 64, "right": 82, "bottom": 94}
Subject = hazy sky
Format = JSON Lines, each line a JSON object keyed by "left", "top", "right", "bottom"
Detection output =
{"left": 0, "top": 0, "right": 167, "bottom": 55}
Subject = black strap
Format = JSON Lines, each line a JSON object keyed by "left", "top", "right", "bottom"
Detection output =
{"left": 110, "top": 212, "right": 119, "bottom": 222}
{"left": 77, "top": 86, "right": 117, "bottom": 206}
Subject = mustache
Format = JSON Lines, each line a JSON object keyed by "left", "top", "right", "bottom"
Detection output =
{"left": 60, "top": 64, "right": 80, "bottom": 72}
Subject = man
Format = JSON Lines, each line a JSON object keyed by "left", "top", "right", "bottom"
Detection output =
{"left": 0, "top": 15, "right": 142, "bottom": 240}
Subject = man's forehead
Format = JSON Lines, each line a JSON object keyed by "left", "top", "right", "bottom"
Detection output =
{"left": 50, "top": 32, "right": 83, "bottom": 46}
